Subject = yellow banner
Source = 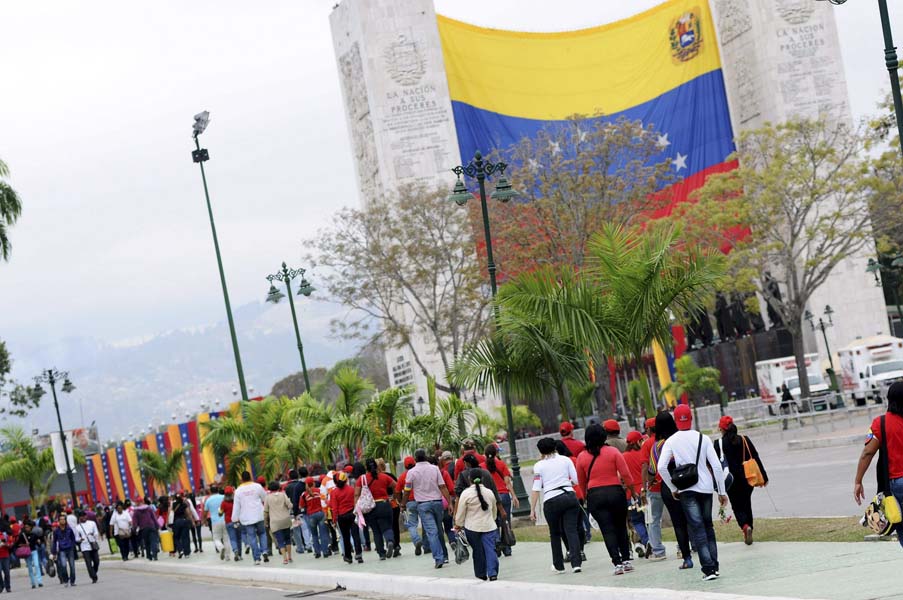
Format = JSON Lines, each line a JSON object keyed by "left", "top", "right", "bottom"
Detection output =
{"left": 653, "top": 340, "right": 677, "bottom": 407}
{"left": 91, "top": 454, "right": 108, "bottom": 504}
{"left": 167, "top": 424, "right": 191, "bottom": 492}
{"left": 196, "top": 413, "right": 218, "bottom": 486}
{"left": 106, "top": 448, "right": 125, "bottom": 502}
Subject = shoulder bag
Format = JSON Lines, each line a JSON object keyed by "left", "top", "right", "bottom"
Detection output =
{"left": 14, "top": 533, "right": 31, "bottom": 559}
{"left": 741, "top": 437, "right": 766, "bottom": 487}
{"left": 355, "top": 474, "right": 376, "bottom": 515}
{"left": 671, "top": 433, "right": 703, "bottom": 491}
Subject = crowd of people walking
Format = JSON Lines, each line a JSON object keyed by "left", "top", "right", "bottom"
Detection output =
{"left": 2, "top": 403, "right": 780, "bottom": 589}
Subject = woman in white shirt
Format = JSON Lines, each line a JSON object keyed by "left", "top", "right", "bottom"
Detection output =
{"left": 529, "top": 437, "right": 583, "bottom": 574}
{"left": 454, "top": 475, "right": 499, "bottom": 581}
{"left": 109, "top": 504, "right": 132, "bottom": 561}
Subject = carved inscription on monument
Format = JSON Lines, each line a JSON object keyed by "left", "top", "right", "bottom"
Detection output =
{"left": 715, "top": 0, "right": 752, "bottom": 45}
{"left": 771, "top": 0, "right": 848, "bottom": 119}
{"left": 378, "top": 32, "right": 453, "bottom": 183}
{"left": 339, "top": 42, "right": 380, "bottom": 203}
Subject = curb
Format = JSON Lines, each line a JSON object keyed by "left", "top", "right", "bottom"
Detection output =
{"left": 787, "top": 434, "right": 861, "bottom": 450}
{"left": 111, "top": 557, "right": 819, "bottom": 600}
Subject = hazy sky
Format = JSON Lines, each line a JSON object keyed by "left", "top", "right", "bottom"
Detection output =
{"left": 1, "top": 0, "right": 901, "bottom": 371}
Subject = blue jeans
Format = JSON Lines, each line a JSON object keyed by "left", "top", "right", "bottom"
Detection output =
{"left": 648, "top": 492, "right": 665, "bottom": 556}
{"left": 630, "top": 507, "right": 649, "bottom": 546}
{"left": 0, "top": 556, "right": 8, "bottom": 590}
{"left": 679, "top": 491, "right": 718, "bottom": 574}
{"left": 465, "top": 528, "right": 499, "bottom": 579}
{"left": 227, "top": 522, "right": 243, "bottom": 556}
{"left": 57, "top": 548, "right": 76, "bottom": 585}
{"left": 890, "top": 477, "right": 903, "bottom": 549}
{"left": 404, "top": 501, "right": 423, "bottom": 547}
{"left": 26, "top": 551, "right": 42, "bottom": 586}
{"left": 417, "top": 500, "right": 447, "bottom": 564}
{"left": 305, "top": 512, "right": 330, "bottom": 555}
{"left": 241, "top": 521, "right": 267, "bottom": 561}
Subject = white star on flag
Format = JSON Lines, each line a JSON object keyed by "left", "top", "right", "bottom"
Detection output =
{"left": 672, "top": 152, "right": 688, "bottom": 172}
{"left": 549, "top": 140, "right": 561, "bottom": 155}
{"left": 657, "top": 133, "right": 671, "bottom": 149}
{"left": 576, "top": 128, "right": 587, "bottom": 142}
{"left": 528, "top": 158, "right": 540, "bottom": 171}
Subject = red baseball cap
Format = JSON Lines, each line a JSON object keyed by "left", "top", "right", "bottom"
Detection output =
{"left": 674, "top": 405, "right": 693, "bottom": 430}
{"left": 403, "top": 456, "right": 416, "bottom": 468}
{"left": 343, "top": 465, "right": 354, "bottom": 473}
{"left": 719, "top": 415, "right": 734, "bottom": 431}
{"left": 603, "top": 419, "right": 620, "bottom": 434}
{"left": 559, "top": 422, "right": 574, "bottom": 434}
{"left": 645, "top": 418, "right": 656, "bottom": 431}
{"left": 224, "top": 486, "right": 235, "bottom": 494}
{"left": 626, "top": 431, "right": 643, "bottom": 444}
{"left": 256, "top": 476, "right": 266, "bottom": 485}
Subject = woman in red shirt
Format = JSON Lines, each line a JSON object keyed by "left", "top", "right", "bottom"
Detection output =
{"left": 355, "top": 458, "right": 396, "bottom": 560}
{"left": 302, "top": 478, "right": 331, "bottom": 558}
{"left": 330, "top": 472, "right": 362, "bottom": 563}
{"left": 576, "top": 424, "right": 636, "bottom": 575}
{"left": 481, "top": 444, "right": 517, "bottom": 557}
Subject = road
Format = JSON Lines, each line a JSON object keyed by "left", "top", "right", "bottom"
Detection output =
{"left": 6, "top": 564, "right": 430, "bottom": 600}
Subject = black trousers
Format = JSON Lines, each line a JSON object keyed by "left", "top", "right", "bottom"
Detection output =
{"left": 391, "top": 505, "right": 401, "bottom": 552}
{"left": 542, "top": 492, "right": 582, "bottom": 571}
{"left": 172, "top": 518, "right": 192, "bottom": 556}
{"left": 140, "top": 528, "right": 158, "bottom": 559}
{"left": 116, "top": 535, "right": 130, "bottom": 560}
{"left": 337, "top": 512, "right": 362, "bottom": 560}
{"left": 587, "top": 485, "right": 631, "bottom": 565}
{"left": 660, "top": 485, "right": 691, "bottom": 559}
{"left": 363, "top": 501, "right": 394, "bottom": 557}
{"left": 728, "top": 480, "right": 754, "bottom": 529}
{"left": 190, "top": 521, "right": 203, "bottom": 551}
{"left": 82, "top": 548, "right": 99, "bottom": 582}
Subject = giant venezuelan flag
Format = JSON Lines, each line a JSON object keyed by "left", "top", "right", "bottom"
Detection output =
{"left": 438, "top": 0, "right": 735, "bottom": 214}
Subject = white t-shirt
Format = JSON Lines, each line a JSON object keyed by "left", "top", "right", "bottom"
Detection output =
{"left": 531, "top": 454, "right": 577, "bottom": 502}
{"left": 231, "top": 482, "right": 267, "bottom": 525}
{"left": 658, "top": 430, "right": 726, "bottom": 496}
{"left": 74, "top": 520, "right": 100, "bottom": 552}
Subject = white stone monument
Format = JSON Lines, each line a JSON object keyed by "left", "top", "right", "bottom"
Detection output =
{"left": 714, "top": 0, "right": 890, "bottom": 362}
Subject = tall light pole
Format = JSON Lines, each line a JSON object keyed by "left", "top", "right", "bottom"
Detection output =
{"left": 33, "top": 369, "right": 79, "bottom": 509}
{"left": 191, "top": 110, "right": 249, "bottom": 402}
{"left": 266, "top": 262, "right": 315, "bottom": 392}
{"left": 818, "top": 0, "right": 903, "bottom": 158}
{"left": 448, "top": 150, "right": 529, "bottom": 515}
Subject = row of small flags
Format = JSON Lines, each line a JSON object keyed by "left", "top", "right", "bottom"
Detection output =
{"left": 85, "top": 404, "right": 238, "bottom": 505}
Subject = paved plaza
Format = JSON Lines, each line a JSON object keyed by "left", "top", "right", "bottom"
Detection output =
{"left": 114, "top": 537, "right": 902, "bottom": 600}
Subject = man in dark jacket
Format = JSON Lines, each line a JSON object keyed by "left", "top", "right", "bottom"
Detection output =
{"left": 49, "top": 517, "right": 77, "bottom": 587}
{"left": 132, "top": 497, "right": 160, "bottom": 560}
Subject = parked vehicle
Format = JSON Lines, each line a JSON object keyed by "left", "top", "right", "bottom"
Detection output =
{"left": 755, "top": 354, "right": 830, "bottom": 405}
{"left": 838, "top": 335, "right": 903, "bottom": 405}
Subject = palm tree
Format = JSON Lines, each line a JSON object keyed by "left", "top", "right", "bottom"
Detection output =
{"left": 318, "top": 367, "right": 374, "bottom": 459}
{"left": 587, "top": 223, "right": 724, "bottom": 416}
{"left": 0, "top": 159, "right": 22, "bottom": 262}
{"left": 138, "top": 447, "right": 187, "bottom": 494}
{"left": 0, "top": 426, "right": 85, "bottom": 511}
{"left": 661, "top": 355, "right": 723, "bottom": 422}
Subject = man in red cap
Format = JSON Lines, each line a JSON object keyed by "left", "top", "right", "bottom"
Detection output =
{"left": 658, "top": 404, "right": 728, "bottom": 581}
{"left": 622, "top": 431, "right": 650, "bottom": 557}
{"left": 639, "top": 416, "right": 666, "bottom": 560}
{"left": 395, "top": 456, "right": 428, "bottom": 555}
{"left": 604, "top": 419, "right": 627, "bottom": 452}
{"left": 559, "top": 422, "right": 585, "bottom": 457}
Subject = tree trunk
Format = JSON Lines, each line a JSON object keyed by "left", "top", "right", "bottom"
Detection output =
{"left": 790, "top": 319, "right": 811, "bottom": 399}
{"left": 559, "top": 383, "right": 575, "bottom": 422}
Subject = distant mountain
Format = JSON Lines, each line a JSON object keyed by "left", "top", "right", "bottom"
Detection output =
{"left": 5, "top": 300, "right": 356, "bottom": 441}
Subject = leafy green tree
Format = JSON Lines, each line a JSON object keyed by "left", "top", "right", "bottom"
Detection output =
{"left": 661, "top": 355, "right": 722, "bottom": 423}
{"left": 138, "top": 447, "right": 187, "bottom": 494}
{"left": 676, "top": 117, "right": 878, "bottom": 397}
{"left": 0, "top": 426, "right": 85, "bottom": 512}
{"left": 0, "top": 340, "right": 42, "bottom": 418}
{"left": 0, "top": 159, "right": 22, "bottom": 262}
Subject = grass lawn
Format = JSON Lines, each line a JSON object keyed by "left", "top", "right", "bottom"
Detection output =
{"left": 511, "top": 517, "right": 868, "bottom": 543}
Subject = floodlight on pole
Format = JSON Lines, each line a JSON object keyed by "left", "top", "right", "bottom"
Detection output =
{"left": 192, "top": 110, "right": 210, "bottom": 138}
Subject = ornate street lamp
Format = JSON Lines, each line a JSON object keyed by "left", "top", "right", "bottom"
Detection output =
{"left": 265, "top": 262, "right": 315, "bottom": 392}
{"left": 448, "top": 150, "right": 529, "bottom": 515}
{"left": 191, "top": 110, "right": 249, "bottom": 402}
{"left": 33, "top": 369, "right": 79, "bottom": 509}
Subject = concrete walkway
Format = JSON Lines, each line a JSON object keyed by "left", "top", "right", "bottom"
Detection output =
{"left": 113, "top": 538, "right": 902, "bottom": 600}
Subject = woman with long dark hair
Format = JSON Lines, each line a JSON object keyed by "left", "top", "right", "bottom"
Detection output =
{"left": 355, "top": 458, "right": 396, "bottom": 560}
{"left": 482, "top": 443, "right": 517, "bottom": 557}
{"left": 555, "top": 440, "right": 586, "bottom": 561}
{"left": 575, "top": 424, "right": 636, "bottom": 575}
{"left": 716, "top": 415, "right": 768, "bottom": 545}
{"left": 651, "top": 411, "right": 693, "bottom": 569}
{"left": 454, "top": 472, "right": 499, "bottom": 580}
